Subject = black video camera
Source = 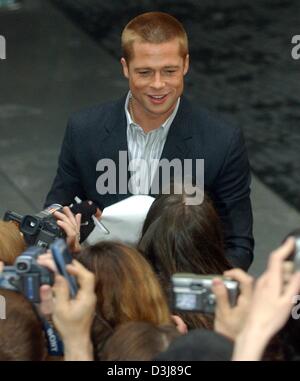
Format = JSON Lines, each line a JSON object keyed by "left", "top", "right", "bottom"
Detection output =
{"left": 0, "top": 246, "right": 54, "bottom": 303}
{"left": 4, "top": 200, "right": 100, "bottom": 248}
{"left": 3, "top": 204, "right": 65, "bottom": 249}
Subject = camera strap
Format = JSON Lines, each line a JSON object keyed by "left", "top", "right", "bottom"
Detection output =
{"left": 41, "top": 318, "right": 64, "bottom": 357}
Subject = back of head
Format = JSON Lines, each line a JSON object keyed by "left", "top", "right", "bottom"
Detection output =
{"left": 0, "top": 221, "right": 26, "bottom": 264}
{"left": 155, "top": 329, "right": 233, "bottom": 361}
{"left": 0, "top": 289, "right": 46, "bottom": 361}
{"left": 76, "top": 241, "right": 171, "bottom": 358}
{"left": 77, "top": 241, "right": 171, "bottom": 326}
{"left": 101, "top": 321, "right": 180, "bottom": 361}
{"left": 139, "top": 192, "right": 231, "bottom": 330}
{"left": 121, "top": 12, "right": 188, "bottom": 62}
{"left": 139, "top": 192, "right": 232, "bottom": 284}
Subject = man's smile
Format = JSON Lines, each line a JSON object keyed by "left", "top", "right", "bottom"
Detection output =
{"left": 147, "top": 94, "right": 169, "bottom": 104}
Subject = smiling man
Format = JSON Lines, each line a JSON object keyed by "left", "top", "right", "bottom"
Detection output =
{"left": 45, "top": 12, "right": 254, "bottom": 270}
{"left": 120, "top": 31, "right": 189, "bottom": 132}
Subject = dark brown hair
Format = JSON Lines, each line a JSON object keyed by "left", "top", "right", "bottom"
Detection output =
{"left": 140, "top": 192, "right": 231, "bottom": 278}
{"left": 138, "top": 192, "right": 232, "bottom": 329}
{"left": 101, "top": 321, "right": 180, "bottom": 361}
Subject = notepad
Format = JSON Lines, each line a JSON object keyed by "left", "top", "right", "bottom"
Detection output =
{"left": 85, "top": 195, "right": 155, "bottom": 246}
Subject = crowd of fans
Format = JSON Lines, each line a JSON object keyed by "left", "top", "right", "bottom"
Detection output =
{"left": 1, "top": 190, "right": 300, "bottom": 361}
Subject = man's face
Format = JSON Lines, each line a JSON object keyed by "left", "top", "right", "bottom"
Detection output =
{"left": 121, "top": 38, "right": 189, "bottom": 121}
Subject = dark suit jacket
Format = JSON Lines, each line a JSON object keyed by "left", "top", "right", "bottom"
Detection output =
{"left": 45, "top": 96, "right": 254, "bottom": 270}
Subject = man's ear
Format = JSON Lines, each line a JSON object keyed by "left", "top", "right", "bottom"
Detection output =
{"left": 120, "top": 57, "right": 129, "bottom": 79}
{"left": 183, "top": 54, "right": 189, "bottom": 76}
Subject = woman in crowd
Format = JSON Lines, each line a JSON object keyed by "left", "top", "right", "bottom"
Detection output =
{"left": 76, "top": 241, "right": 184, "bottom": 360}
{"left": 138, "top": 191, "right": 232, "bottom": 330}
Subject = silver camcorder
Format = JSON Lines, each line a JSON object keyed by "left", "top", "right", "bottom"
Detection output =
{"left": 171, "top": 273, "right": 239, "bottom": 314}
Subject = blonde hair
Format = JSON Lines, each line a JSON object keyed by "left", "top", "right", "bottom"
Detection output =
{"left": 78, "top": 242, "right": 171, "bottom": 326}
{"left": 0, "top": 289, "right": 46, "bottom": 361}
{"left": 76, "top": 241, "right": 172, "bottom": 359}
{"left": 122, "top": 12, "right": 188, "bottom": 62}
{"left": 0, "top": 221, "right": 26, "bottom": 264}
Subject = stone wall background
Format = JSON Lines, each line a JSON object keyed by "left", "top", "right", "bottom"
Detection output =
{"left": 51, "top": 0, "right": 300, "bottom": 211}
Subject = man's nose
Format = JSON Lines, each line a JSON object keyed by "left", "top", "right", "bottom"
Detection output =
{"left": 150, "top": 73, "right": 165, "bottom": 89}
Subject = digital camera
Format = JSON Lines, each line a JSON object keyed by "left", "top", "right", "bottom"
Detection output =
{"left": 171, "top": 273, "right": 239, "bottom": 314}
{"left": 3, "top": 204, "right": 65, "bottom": 248}
{"left": 0, "top": 246, "right": 54, "bottom": 303}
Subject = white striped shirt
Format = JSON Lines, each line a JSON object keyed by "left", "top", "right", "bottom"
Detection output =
{"left": 125, "top": 91, "right": 180, "bottom": 194}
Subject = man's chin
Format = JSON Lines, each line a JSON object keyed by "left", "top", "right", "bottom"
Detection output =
{"left": 145, "top": 101, "right": 177, "bottom": 117}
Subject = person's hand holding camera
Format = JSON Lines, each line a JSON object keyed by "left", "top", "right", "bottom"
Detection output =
{"left": 212, "top": 269, "right": 254, "bottom": 341}
{"left": 35, "top": 251, "right": 57, "bottom": 318}
{"left": 54, "top": 207, "right": 81, "bottom": 254}
{"left": 233, "top": 238, "right": 300, "bottom": 360}
{"left": 52, "top": 259, "right": 96, "bottom": 361}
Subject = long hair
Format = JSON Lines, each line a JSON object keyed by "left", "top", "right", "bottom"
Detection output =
{"left": 140, "top": 192, "right": 231, "bottom": 278}
{"left": 138, "top": 192, "right": 232, "bottom": 329}
{"left": 76, "top": 241, "right": 172, "bottom": 359}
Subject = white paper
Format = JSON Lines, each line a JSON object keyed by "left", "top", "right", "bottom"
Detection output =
{"left": 85, "top": 195, "right": 155, "bottom": 246}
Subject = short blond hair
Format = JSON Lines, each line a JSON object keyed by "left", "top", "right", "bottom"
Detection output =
{"left": 121, "top": 12, "right": 188, "bottom": 62}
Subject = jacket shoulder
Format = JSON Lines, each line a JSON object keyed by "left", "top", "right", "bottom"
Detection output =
{"left": 186, "top": 99, "right": 239, "bottom": 139}
{"left": 67, "top": 97, "right": 124, "bottom": 134}
{"left": 181, "top": 99, "right": 243, "bottom": 159}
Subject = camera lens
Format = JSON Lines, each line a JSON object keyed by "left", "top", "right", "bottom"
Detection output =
{"left": 16, "top": 261, "right": 29, "bottom": 272}
{"left": 207, "top": 294, "right": 216, "bottom": 305}
{"left": 20, "top": 216, "right": 39, "bottom": 235}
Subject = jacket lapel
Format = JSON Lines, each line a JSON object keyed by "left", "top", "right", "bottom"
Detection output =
{"left": 92, "top": 96, "right": 130, "bottom": 202}
{"left": 160, "top": 96, "right": 194, "bottom": 161}
{"left": 149, "top": 97, "right": 195, "bottom": 196}
{"left": 100, "top": 96, "right": 128, "bottom": 156}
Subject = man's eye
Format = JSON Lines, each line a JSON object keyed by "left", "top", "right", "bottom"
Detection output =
{"left": 138, "top": 71, "right": 150, "bottom": 76}
{"left": 165, "top": 70, "right": 176, "bottom": 75}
